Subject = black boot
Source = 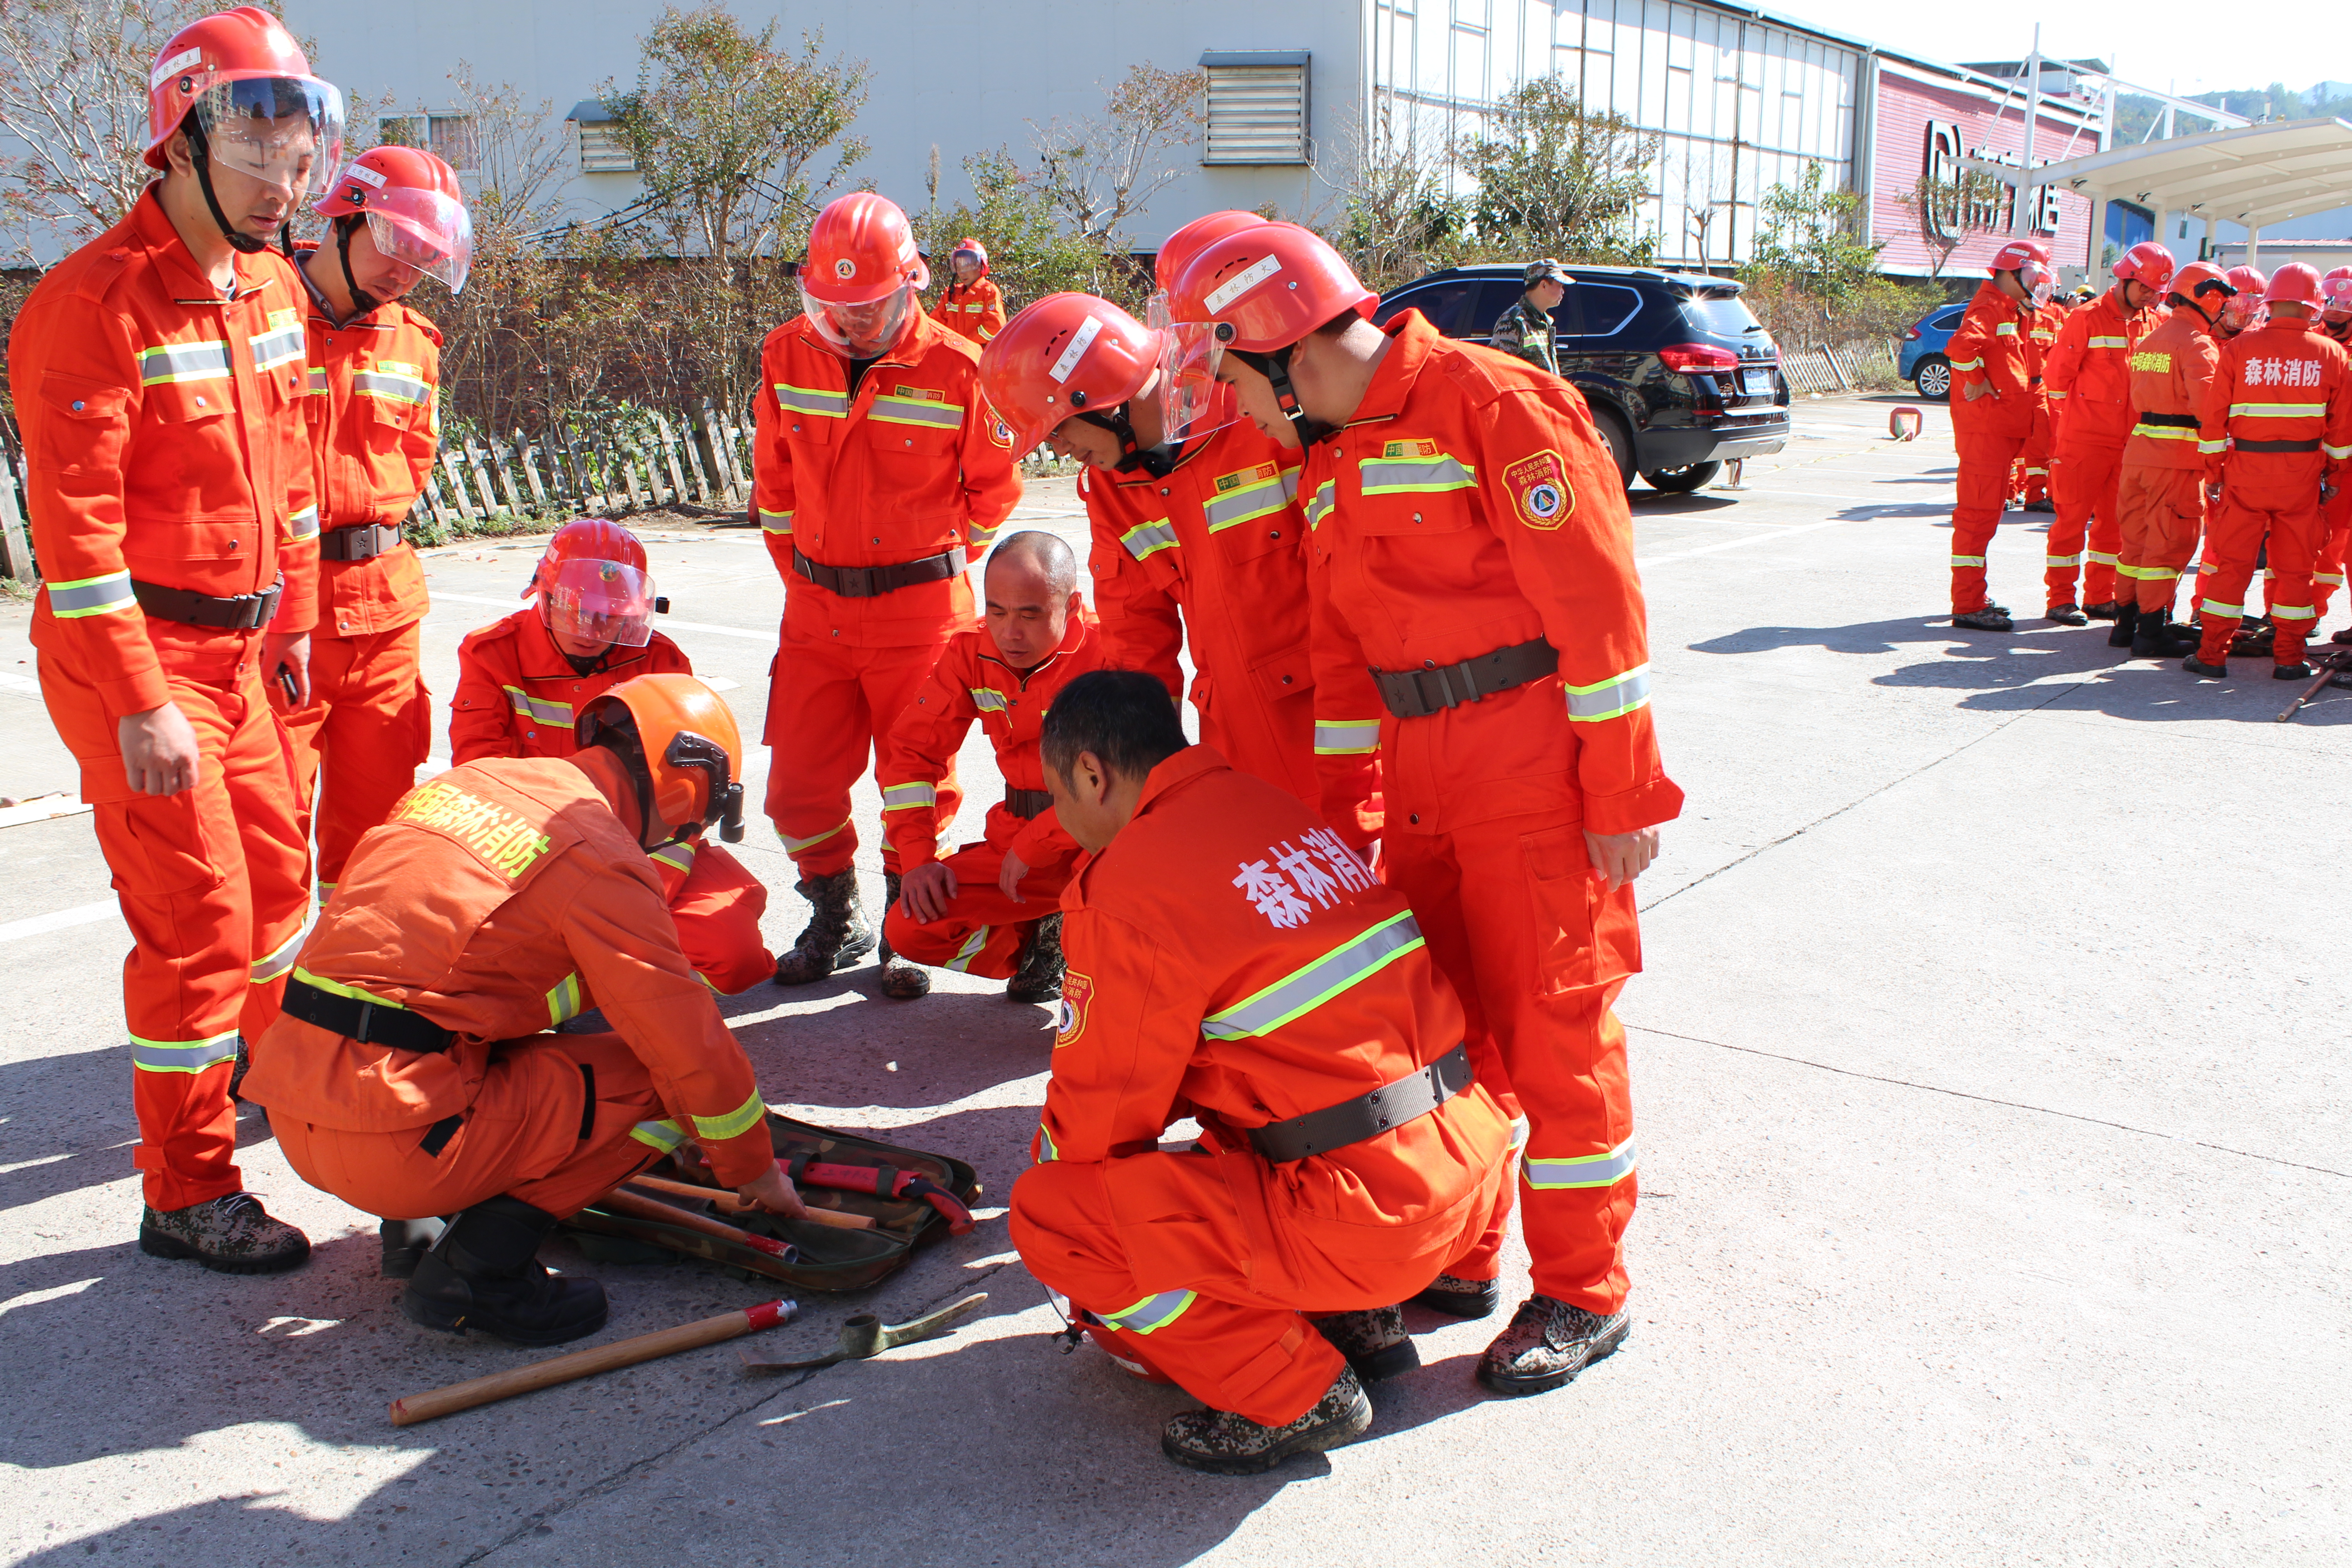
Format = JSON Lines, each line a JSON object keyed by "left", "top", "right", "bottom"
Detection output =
{"left": 2132, "top": 606, "right": 2198, "bottom": 659}
{"left": 2106, "top": 603, "right": 2140, "bottom": 648}
{"left": 877, "top": 872, "right": 931, "bottom": 1000}
{"left": 399, "top": 1195, "right": 608, "bottom": 1346}
{"left": 380, "top": 1216, "right": 446, "bottom": 1279}
{"left": 772, "top": 868, "right": 876, "bottom": 986}
{"left": 1006, "top": 911, "right": 1066, "bottom": 1004}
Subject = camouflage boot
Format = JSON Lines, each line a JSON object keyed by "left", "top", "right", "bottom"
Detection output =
{"left": 772, "top": 868, "right": 876, "bottom": 986}
{"left": 1475, "top": 1294, "right": 1630, "bottom": 1396}
{"left": 1312, "top": 1303, "right": 1418, "bottom": 1381}
{"left": 1005, "top": 912, "right": 1066, "bottom": 1004}
{"left": 1160, "top": 1367, "right": 1373, "bottom": 1475}
{"left": 877, "top": 873, "right": 931, "bottom": 1000}
{"left": 1408, "top": 1273, "right": 1502, "bottom": 1320}
{"left": 139, "top": 1192, "right": 311, "bottom": 1274}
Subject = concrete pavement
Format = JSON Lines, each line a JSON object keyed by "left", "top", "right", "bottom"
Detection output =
{"left": 0, "top": 392, "right": 2342, "bottom": 1565}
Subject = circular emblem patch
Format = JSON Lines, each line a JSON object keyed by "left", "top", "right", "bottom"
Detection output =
{"left": 1526, "top": 482, "right": 1563, "bottom": 520}
{"left": 833, "top": 257, "right": 857, "bottom": 281}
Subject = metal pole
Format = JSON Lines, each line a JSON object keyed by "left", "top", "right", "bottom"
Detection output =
{"left": 2017, "top": 27, "right": 2041, "bottom": 238}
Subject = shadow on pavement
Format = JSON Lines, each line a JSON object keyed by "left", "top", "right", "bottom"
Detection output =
{"left": 1630, "top": 492, "right": 1742, "bottom": 514}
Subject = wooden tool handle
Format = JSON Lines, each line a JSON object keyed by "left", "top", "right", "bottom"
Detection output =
{"left": 389, "top": 1298, "right": 794, "bottom": 1426}
{"left": 622, "top": 1176, "right": 876, "bottom": 1231}
{"left": 602, "top": 1186, "right": 794, "bottom": 1255}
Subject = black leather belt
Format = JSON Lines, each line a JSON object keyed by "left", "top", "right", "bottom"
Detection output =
{"left": 130, "top": 576, "right": 280, "bottom": 630}
{"left": 2140, "top": 412, "right": 2199, "bottom": 429}
{"left": 1249, "top": 1044, "right": 1473, "bottom": 1163}
{"left": 791, "top": 546, "right": 962, "bottom": 599}
{"left": 1003, "top": 786, "right": 1053, "bottom": 818}
{"left": 319, "top": 523, "right": 402, "bottom": 561}
{"left": 1370, "top": 638, "right": 1557, "bottom": 719}
{"left": 2237, "top": 438, "right": 2320, "bottom": 453}
{"left": 282, "top": 976, "right": 454, "bottom": 1055}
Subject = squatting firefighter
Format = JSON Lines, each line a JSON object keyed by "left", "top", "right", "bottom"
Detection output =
{"left": 1490, "top": 259, "right": 1573, "bottom": 377}
{"left": 2109, "top": 263, "right": 2235, "bottom": 660}
{"left": 979, "top": 281, "right": 1357, "bottom": 819}
{"left": 752, "top": 192, "right": 1022, "bottom": 985}
{"left": 931, "top": 236, "right": 1006, "bottom": 347}
{"left": 13, "top": 6, "right": 341, "bottom": 1272}
{"left": 1944, "top": 240, "right": 2055, "bottom": 631}
{"left": 282, "top": 144, "right": 471, "bottom": 901}
{"left": 241, "top": 674, "right": 803, "bottom": 1343}
{"left": 1173, "top": 222, "right": 1682, "bottom": 1395}
{"left": 2044, "top": 242, "right": 2173, "bottom": 624}
{"left": 875, "top": 532, "right": 1104, "bottom": 1002}
{"left": 448, "top": 519, "right": 773, "bottom": 995}
{"left": 2014, "top": 292, "right": 2066, "bottom": 512}
{"left": 2187, "top": 264, "right": 2352, "bottom": 681}
{"left": 1008, "top": 671, "right": 1513, "bottom": 1474}
{"left": 2313, "top": 269, "right": 2352, "bottom": 632}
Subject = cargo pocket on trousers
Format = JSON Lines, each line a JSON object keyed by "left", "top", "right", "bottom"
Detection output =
{"left": 108, "top": 788, "right": 231, "bottom": 897}
{"left": 1521, "top": 823, "right": 1636, "bottom": 995}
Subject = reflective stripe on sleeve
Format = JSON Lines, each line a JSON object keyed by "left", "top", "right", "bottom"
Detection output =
{"left": 1305, "top": 480, "right": 1337, "bottom": 532}
{"left": 2086, "top": 335, "right": 2128, "bottom": 349}
{"left": 2198, "top": 440, "right": 2227, "bottom": 453}
{"left": 1947, "top": 358, "right": 1983, "bottom": 372}
{"left": 1120, "top": 519, "right": 1180, "bottom": 561}
{"left": 946, "top": 926, "right": 992, "bottom": 973}
{"left": 2229, "top": 402, "right": 2325, "bottom": 417}
{"left": 1358, "top": 454, "right": 1476, "bottom": 495}
{"left": 504, "top": 686, "right": 573, "bottom": 728}
{"left": 648, "top": 840, "right": 699, "bottom": 876}
{"left": 45, "top": 570, "right": 137, "bottom": 619}
{"left": 129, "top": 1031, "right": 240, "bottom": 1073}
{"left": 286, "top": 505, "right": 319, "bottom": 541}
{"left": 780, "top": 818, "right": 848, "bottom": 855}
{"left": 1523, "top": 1135, "right": 1638, "bottom": 1190}
{"left": 692, "top": 1090, "right": 767, "bottom": 1142}
{"left": 2328, "top": 443, "right": 2352, "bottom": 460}
{"left": 630, "top": 1118, "right": 688, "bottom": 1154}
{"left": 759, "top": 509, "right": 794, "bottom": 534}
{"left": 1313, "top": 718, "right": 1381, "bottom": 756}
{"left": 881, "top": 782, "right": 937, "bottom": 812}
{"left": 1564, "top": 664, "right": 1651, "bottom": 723}
{"left": 138, "top": 339, "right": 230, "bottom": 386}
{"left": 1101, "top": 1289, "right": 1196, "bottom": 1335}
{"left": 1201, "top": 912, "right": 1425, "bottom": 1040}
{"left": 546, "top": 972, "right": 584, "bottom": 1025}
{"left": 870, "top": 393, "right": 965, "bottom": 429}
{"left": 967, "top": 521, "right": 1000, "bottom": 548}
{"left": 776, "top": 384, "right": 848, "bottom": 418}
{"left": 2317, "top": 571, "right": 2347, "bottom": 587}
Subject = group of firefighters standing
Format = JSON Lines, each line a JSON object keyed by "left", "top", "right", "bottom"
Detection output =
{"left": 16, "top": 7, "right": 1674, "bottom": 1475}
{"left": 1944, "top": 237, "right": 2352, "bottom": 679}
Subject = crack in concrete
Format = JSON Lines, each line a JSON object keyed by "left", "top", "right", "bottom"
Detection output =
{"left": 1626, "top": 1022, "right": 2349, "bottom": 1181}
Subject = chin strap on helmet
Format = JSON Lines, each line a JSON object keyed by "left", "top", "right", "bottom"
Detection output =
{"left": 335, "top": 215, "right": 382, "bottom": 318}
{"left": 184, "top": 122, "right": 266, "bottom": 257}
{"left": 1074, "top": 402, "right": 1179, "bottom": 478}
{"left": 1231, "top": 347, "right": 1338, "bottom": 445}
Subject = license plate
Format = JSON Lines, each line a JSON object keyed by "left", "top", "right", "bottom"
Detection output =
{"left": 1741, "top": 368, "right": 1775, "bottom": 396}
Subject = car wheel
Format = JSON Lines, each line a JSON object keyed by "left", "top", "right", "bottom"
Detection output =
{"left": 1914, "top": 356, "right": 1952, "bottom": 401}
{"left": 1592, "top": 407, "right": 1635, "bottom": 491}
{"left": 1641, "top": 461, "right": 1721, "bottom": 494}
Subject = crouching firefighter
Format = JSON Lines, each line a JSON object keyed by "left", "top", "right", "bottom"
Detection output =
{"left": 1009, "top": 672, "right": 1513, "bottom": 1474}
{"left": 240, "top": 675, "right": 804, "bottom": 1344}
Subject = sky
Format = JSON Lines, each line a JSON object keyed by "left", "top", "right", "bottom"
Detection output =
{"left": 1759, "top": 0, "right": 2348, "bottom": 99}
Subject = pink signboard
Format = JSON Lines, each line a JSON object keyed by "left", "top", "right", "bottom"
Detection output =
{"left": 1872, "top": 69, "right": 2099, "bottom": 279}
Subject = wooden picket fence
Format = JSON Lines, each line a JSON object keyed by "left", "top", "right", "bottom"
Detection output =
{"left": 1779, "top": 340, "right": 1901, "bottom": 396}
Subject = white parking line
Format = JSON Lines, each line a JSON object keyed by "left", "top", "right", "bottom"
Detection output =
{"left": 0, "top": 900, "right": 121, "bottom": 944}
{"left": 426, "top": 591, "right": 777, "bottom": 642}
{"left": 0, "top": 671, "right": 41, "bottom": 699}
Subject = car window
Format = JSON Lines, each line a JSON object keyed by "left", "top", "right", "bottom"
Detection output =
{"left": 1373, "top": 280, "right": 1478, "bottom": 336}
{"left": 1466, "top": 281, "right": 1523, "bottom": 338}
{"left": 1563, "top": 282, "right": 1642, "bottom": 339}
{"left": 1933, "top": 308, "right": 1965, "bottom": 330}
{"left": 1679, "top": 294, "right": 1762, "bottom": 338}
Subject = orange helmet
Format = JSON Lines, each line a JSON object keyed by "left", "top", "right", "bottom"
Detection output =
{"left": 949, "top": 236, "right": 990, "bottom": 279}
{"left": 980, "top": 295, "right": 1160, "bottom": 460}
{"left": 2168, "top": 260, "right": 2234, "bottom": 307}
{"left": 526, "top": 519, "right": 660, "bottom": 648}
{"left": 800, "top": 193, "right": 928, "bottom": 357}
{"left": 576, "top": 674, "right": 747, "bottom": 845}
{"left": 314, "top": 145, "right": 473, "bottom": 295}
{"left": 143, "top": 7, "right": 343, "bottom": 190}
{"left": 2264, "top": 263, "right": 2324, "bottom": 309}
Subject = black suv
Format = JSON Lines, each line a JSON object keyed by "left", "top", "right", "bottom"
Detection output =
{"left": 1372, "top": 264, "right": 1791, "bottom": 491}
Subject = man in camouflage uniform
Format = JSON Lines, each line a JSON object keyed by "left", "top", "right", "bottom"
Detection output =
{"left": 1490, "top": 259, "right": 1572, "bottom": 375}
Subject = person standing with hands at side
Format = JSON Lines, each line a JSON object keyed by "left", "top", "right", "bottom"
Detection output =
{"left": 1943, "top": 240, "right": 2054, "bottom": 632}
{"left": 1490, "top": 259, "right": 1572, "bottom": 377}
{"left": 931, "top": 237, "right": 1006, "bottom": 347}
{"left": 2044, "top": 243, "right": 2173, "bottom": 625}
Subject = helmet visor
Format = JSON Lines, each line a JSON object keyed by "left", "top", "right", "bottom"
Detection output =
{"left": 1143, "top": 289, "right": 1173, "bottom": 332}
{"left": 193, "top": 75, "right": 344, "bottom": 197}
{"left": 2324, "top": 279, "right": 2352, "bottom": 319}
{"left": 2220, "top": 293, "right": 2263, "bottom": 330}
{"left": 2018, "top": 260, "right": 2054, "bottom": 309}
{"left": 365, "top": 187, "right": 473, "bottom": 294}
{"left": 1157, "top": 321, "right": 1235, "bottom": 447}
{"left": 544, "top": 558, "right": 656, "bottom": 648}
{"left": 805, "top": 284, "right": 915, "bottom": 358}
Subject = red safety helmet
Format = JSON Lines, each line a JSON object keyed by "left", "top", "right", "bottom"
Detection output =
{"left": 948, "top": 235, "right": 990, "bottom": 279}
{"left": 799, "top": 193, "right": 928, "bottom": 357}
{"left": 979, "top": 294, "right": 1158, "bottom": 460}
{"left": 2264, "top": 262, "right": 2325, "bottom": 309}
{"left": 142, "top": 7, "right": 343, "bottom": 195}
{"left": 1989, "top": 240, "right": 2051, "bottom": 274}
{"left": 2112, "top": 241, "right": 2176, "bottom": 289}
{"left": 314, "top": 145, "right": 473, "bottom": 294}
{"left": 2323, "top": 265, "right": 2352, "bottom": 318}
{"left": 1168, "top": 221, "right": 1377, "bottom": 353}
{"left": 526, "top": 518, "right": 657, "bottom": 648}
{"left": 576, "top": 674, "right": 747, "bottom": 846}
{"left": 1154, "top": 210, "right": 1266, "bottom": 296}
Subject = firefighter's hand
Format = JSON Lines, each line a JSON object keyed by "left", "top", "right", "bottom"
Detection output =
{"left": 1585, "top": 827, "right": 1660, "bottom": 893}
{"left": 737, "top": 1163, "right": 806, "bottom": 1220}
{"left": 899, "top": 861, "right": 956, "bottom": 923}
{"left": 1962, "top": 381, "right": 1991, "bottom": 402}
{"left": 998, "top": 847, "right": 1031, "bottom": 905}
{"left": 118, "top": 703, "right": 201, "bottom": 797}
{"left": 260, "top": 630, "right": 311, "bottom": 708}
{"left": 2206, "top": 481, "right": 2225, "bottom": 504}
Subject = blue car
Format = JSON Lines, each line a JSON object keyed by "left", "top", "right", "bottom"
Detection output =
{"left": 1901, "top": 302, "right": 1969, "bottom": 399}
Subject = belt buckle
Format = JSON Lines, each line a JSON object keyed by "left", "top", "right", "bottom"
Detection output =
{"left": 353, "top": 999, "right": 374, "bottom": 1043}
{"left": 851, "top": 564, "right": 878, "bottom": 597}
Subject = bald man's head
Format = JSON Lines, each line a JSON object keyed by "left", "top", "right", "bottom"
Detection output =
{"left": 989, "top": 529, "right": 1078, "bottom": 597}
{"left": 983, "top": 531, "right": 1083, "bottom": 670}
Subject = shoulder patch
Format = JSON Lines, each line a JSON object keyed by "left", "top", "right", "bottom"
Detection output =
{"left": 1504, "top": 450, "right": 1574, "bottom": 529}
{"left": 1054, "top": 970, "right": 1093, "bottom": 1046}
{"left": 986, "top": 406, "right": 1013, "bottom": 448}
{"left": 1381, "top": 437, "right": 1439, "bottom": 461}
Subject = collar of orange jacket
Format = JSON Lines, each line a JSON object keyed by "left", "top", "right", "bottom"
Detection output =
{"left": 1133, "top": 743, "right": 1232, "bottom": 818}
{"left": 1346, "top": 309, "right": 1441, "bottom": 429}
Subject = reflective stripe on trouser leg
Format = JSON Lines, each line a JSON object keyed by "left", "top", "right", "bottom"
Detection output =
{"left": 762, "top": 631, "right": 957, "bottom": 877}
{"left": 1950, "top": 427, "right": 2025, "bottom": 612}
{"left": 2196, "top": 495, "right": 2269, "bottom": 662}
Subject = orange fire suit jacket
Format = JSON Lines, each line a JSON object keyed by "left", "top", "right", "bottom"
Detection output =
{"left": 2123, "top": 311, "right": 2222, "bottom": 472}
{"left": 878, "top": 608, "right": 1107, "bottom": 871}
{"left": 2046, "top": 288, "right": 2161, "bottom": 449}
{"left": 449, "top": 608, "right": 693, "bottom": 764}
{"left": 1945, "top": 282, "right": 2041, "bottom": 440}
{"left": 297, "top": 246, "right": 440, "bottom": 638}
{"left": 1032, "top": 745, "right": 1509, "bottom": 1215}
{"left": 1300, "top": 310, "right": 1681, "bottom": 841}
{"left": 15, "top": 188, "right": 318, "bottom": 720}
{"left": 2198, "top": 321, "right": 2352, "bottom": 489}
{"left": 932, "top": 277, "right": 1006, "bottom": 346}
{"left": 750, "top": 311, "right": 1023, "bottom": 647}
{"left": 240, "top": 750, "right": 775, "bottom": 1186}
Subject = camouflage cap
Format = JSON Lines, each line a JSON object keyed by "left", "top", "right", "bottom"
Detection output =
{"left": 1522, "top": 258, "right": 1574, "bottom": 287}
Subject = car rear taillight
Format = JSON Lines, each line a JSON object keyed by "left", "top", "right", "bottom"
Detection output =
{"left": 1658, "top": 343, "right": 1740, "bottom": 373}
{"left": 1904, "top": 325, "right": 1922, "bottom": 340}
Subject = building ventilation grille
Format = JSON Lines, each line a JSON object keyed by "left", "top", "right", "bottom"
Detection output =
{"left": 1201, "top": 54, "right": 1310, "bottom": 166}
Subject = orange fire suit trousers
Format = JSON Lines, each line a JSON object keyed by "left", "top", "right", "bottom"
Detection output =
{"left": 271, "top": 1031, "right": 666, "bottom": 1221}
{"left": 1010, "top": 1138, "right": 1501, "bottom": 1426}
{"left": 1950, "top": 427, "right": 2029, "bottom": 613}
{"left": 1385, "top": 810, "right": 1638, "bottom": 1313}
{"left": 38, "top": 637, "right": 311, "bottom": 1211}
{"left": 2114, "top": 467, "right": 2207, "bottom": 616}
{"left": 2314, "top": 486, "right": 2352, "bottom": 620}
{"left": 2017, "top": 404, "right": 2053, "bottom": 505}
{"left": 763, "top": 628, "right": 960, "bottom": 879}
{"left": 2050, "top": 442, "right": 2125, "bottom": 609}
{"left": 2200, "top": 483, "right": 2325, "bottom": 667}
{"left": 661, "top": 842, "right": 775, "bottom": 995}
{"left": 879, "top": 838, "right": 1069, "bottom": 980}
{"left": 277, "top": 624, "right": 431, "bottom": 892}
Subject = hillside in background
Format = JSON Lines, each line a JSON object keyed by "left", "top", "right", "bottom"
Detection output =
{"left": 2113, "top": 81, "right": 2352, "bottom": 141}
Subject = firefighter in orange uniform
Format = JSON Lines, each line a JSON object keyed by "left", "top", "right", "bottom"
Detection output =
{"left": 1009, "top": 671, "right": 1512, "bottom": 1472}
{"left": 2014, "top": 295, "right": 2065, "bottom": 512}
{"left": 14, "top": 8, "right": 339, "bottom": 1271}
{"left": 2109, "top": 263, "right": 2236, "bottom": 659}
{"left": 448, "top": 519, "right": 772, "bottom": 995}
{"left": 2314, "top": 269, "right": 2352, "bottom": 635}
{"left": 876, "top": 532, "right": 1103, "bottom": 1001}
{"left": 752, "top": 193, "right": 1023, "bottom": 985}
{"left": 978, "top": 281, "right": 1362, "bottom": 821}
{"left": 1175, "top": 223, "right": 1681, "bottom": 1396}
{"left": 1944, "top": 240, "right": 2054, "bottom": 631}
{"left": 243, "top": 675, "right": 804, "bottom": 1344}
{"left": 2187, "top": 264, "right": 2352, "bottom": 681}
{"left": 280, "top": 145, "right": 468, "bottom": 900}
{"left": 931, "top": 236, "right": 1006, "bottom": 346}
{"left": 2045, "top": 242, "right": 2172, "bottom": 623}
